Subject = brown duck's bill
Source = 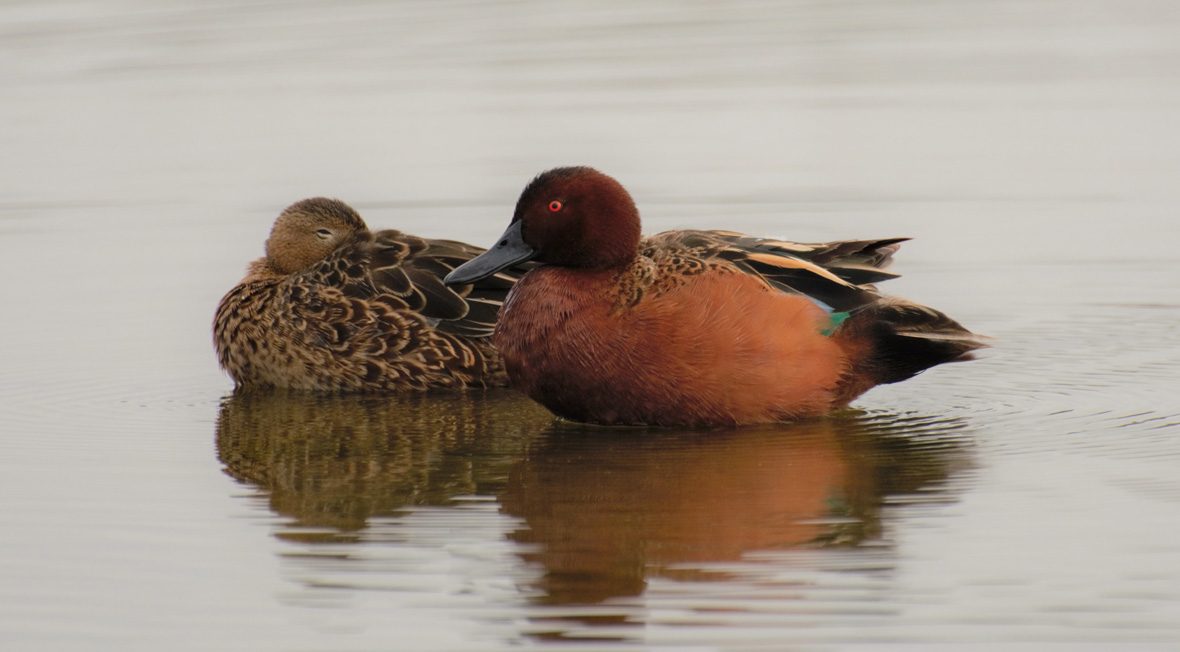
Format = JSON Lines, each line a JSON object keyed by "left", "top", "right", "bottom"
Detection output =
{"left": 444, "top": 220, "right": 537, "bottom": 285}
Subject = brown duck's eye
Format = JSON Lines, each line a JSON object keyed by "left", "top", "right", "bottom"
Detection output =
{"left": 315, "top": 228, "right": 333, "bottom": 239}
{"left": 547, "top": 200, "right": 563, "bottom": 213}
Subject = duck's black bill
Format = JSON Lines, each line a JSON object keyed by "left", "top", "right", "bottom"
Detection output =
{"left": 444, "top": 220, "right": 537, "bottom": 285}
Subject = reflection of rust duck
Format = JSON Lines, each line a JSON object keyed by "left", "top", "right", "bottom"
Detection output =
{"left": 214, "top": 198, "right": 523, "bottom": 390}
{"left": 500, "top": 416, "right": 967, "bottom": 604}
{"left": 446, "top": 166, "right": 986, "bottom": 427}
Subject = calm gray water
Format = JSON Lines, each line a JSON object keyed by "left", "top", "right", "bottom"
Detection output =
{"left": 2, "top": 1, "right": 1179, "bottom": 650}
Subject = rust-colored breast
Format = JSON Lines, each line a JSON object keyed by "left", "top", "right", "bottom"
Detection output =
{"left": 493, "top": 261, "right": 850, "bottom": 426}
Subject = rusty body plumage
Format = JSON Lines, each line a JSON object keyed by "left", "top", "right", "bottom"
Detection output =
{"left": 446, "top": 168, "right": 986, "bottom": 427}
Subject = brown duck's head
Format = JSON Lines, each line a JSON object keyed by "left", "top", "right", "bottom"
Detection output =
{"left": 264, "top": 197, "right": 369, "bottom": 274}
{"left": 445, "top": 167, "right": 642, "bottom": 285}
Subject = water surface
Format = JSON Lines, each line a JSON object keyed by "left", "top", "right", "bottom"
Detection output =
{"left": 1, "top": 1, "right": 1179, "bottom": 650}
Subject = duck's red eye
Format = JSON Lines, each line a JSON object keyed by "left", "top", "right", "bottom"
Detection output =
{"left": 548, "top": 200, "right": 563, "bottom": 213}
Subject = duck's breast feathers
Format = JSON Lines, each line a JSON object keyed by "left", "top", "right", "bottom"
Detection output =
{"left": 641, "top": 230, "right": 894, "bottom": 314}
{"left": 299, "top": 230, "right": 530, "bottom": 340}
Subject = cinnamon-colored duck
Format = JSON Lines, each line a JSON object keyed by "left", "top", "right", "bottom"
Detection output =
{"left": 214, "top": 197, "right": 523, "bottom": 391}
{"left": 445, "top": 166, "right": 985, "bottom": 427}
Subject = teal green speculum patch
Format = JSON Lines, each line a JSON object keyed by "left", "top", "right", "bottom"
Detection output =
{"left": 820, "top": 310, "right": 851, "bottom": 336}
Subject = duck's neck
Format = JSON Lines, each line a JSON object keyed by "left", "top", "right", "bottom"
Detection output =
{"left": 244, "top": 258, "right": 288, "bottom": 282}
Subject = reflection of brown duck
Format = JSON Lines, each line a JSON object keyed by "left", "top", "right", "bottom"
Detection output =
{"left": 499, "top": 415, "right": 969, "bottom": 606}
{"left": 216, "top": 392, "right": 968, "bottom": 610}
{"left": 214, "top": 390, "right": 552, "bottom": 536}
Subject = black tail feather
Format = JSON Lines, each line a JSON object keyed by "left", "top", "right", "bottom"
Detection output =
{"left": 846, "top": 299, "right": 987, "bottom": 385}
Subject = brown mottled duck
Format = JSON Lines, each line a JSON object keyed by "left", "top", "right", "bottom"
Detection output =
{"left": 214, "top": 197, "right": 523, "bottom": 391}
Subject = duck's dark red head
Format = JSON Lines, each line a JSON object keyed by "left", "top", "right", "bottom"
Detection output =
{"left": 513, "top": 166, "right": 641, "bottom": 268}
{"left": 445, "top": 167, "right": 642, "bottom": 285}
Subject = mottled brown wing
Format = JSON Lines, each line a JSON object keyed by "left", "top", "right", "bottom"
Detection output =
{"left": 644, "top": 230, "right": 889, "bottom": 312}
{"left": 370, "top": 231, "right": 530, "bottom": 339}
{"left": 293, "top": 230, "right": 524, "bottom": 341}
{"left": 407, "top": 238, "right": 528, "bottom": 339}
{"left": 666, "top": 230, "right": 908, "bottom": 285}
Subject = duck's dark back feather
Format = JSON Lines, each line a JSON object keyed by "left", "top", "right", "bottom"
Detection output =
{"left": 642, "top": 230, "right": 903, "bottom": 313}
{"left": 299, "top": 229, "right": 531, "bottom": 341}
{"left": 661, "top": 230, "right": 907, "bottom": 284}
